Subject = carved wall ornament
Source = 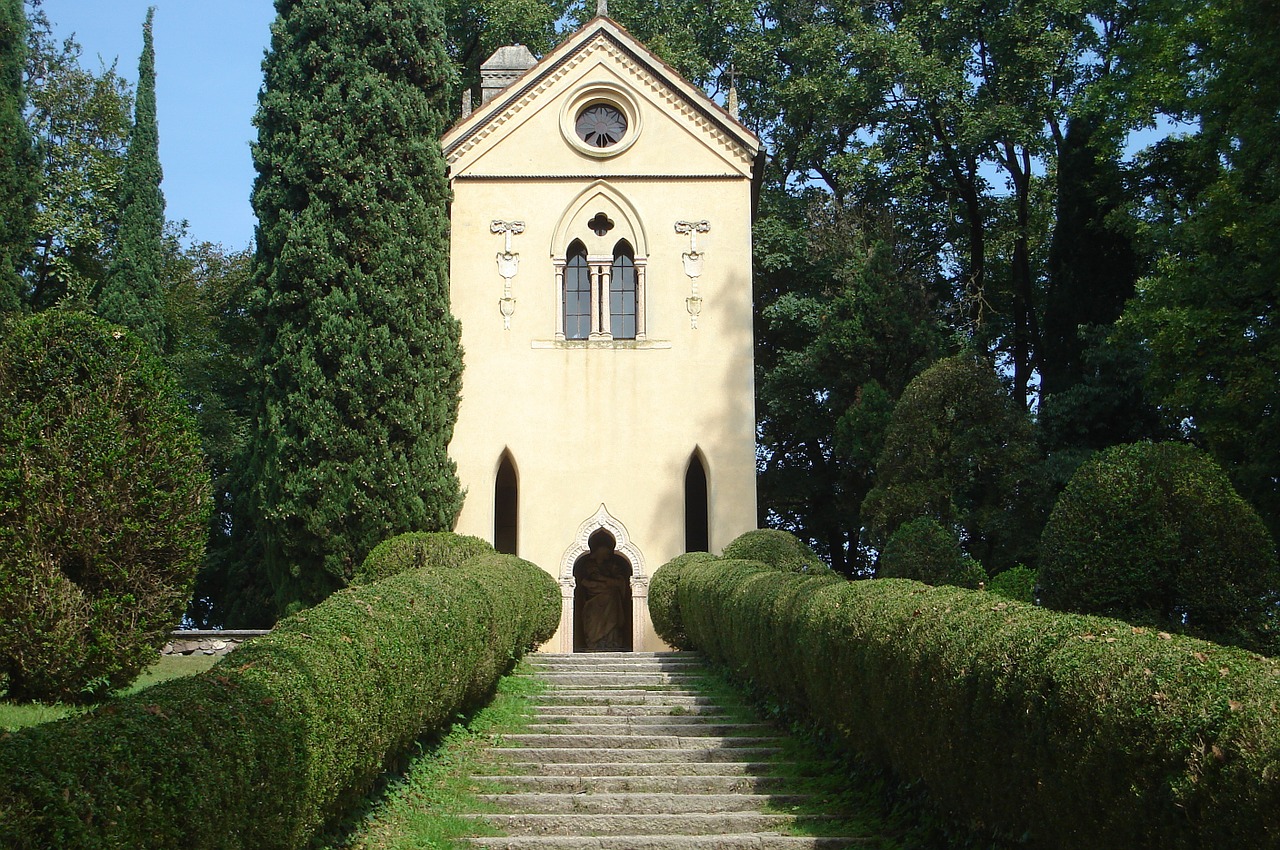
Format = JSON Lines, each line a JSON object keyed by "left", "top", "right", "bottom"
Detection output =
{"left": 491, "top": 220, "right": 525, "bottom": 328}
{"left": 676, "top": 220, "right": 710, "bottom": 328}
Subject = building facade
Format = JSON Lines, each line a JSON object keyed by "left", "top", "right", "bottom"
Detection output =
{"left": 442, "top": 16, "right": 760, "bottom": 652}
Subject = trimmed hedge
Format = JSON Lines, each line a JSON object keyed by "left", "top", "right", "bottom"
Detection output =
{"left": 652, "top": 556, "right": 1280, "bottom": 848}
{"left": 0, "top": 552, "right": 559, "bottom": 850}
{"left": 877, "top": 516, "right": 986, "bottom": 589}
{"left": 721, "top": 528, "right": 835, "bottom": 576}
{"left": 352, "top": 531, "right": 494, "bottom": 584}
{"left": 647, "top": 551, "right": 718, "bottom": 649}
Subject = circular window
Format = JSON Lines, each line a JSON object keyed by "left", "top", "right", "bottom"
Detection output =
{"left": 575, "top": 103, "right": 628, "bottom": 148}
{"left": 560, "top": 83, "right": 641, "bottom": 158}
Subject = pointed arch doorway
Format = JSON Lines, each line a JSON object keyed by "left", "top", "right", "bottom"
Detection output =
{"left": 558, "top": 505, "right": 649, "bottom": 652}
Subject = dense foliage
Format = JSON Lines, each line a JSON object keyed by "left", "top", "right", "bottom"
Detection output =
{"left": 651, "top": 554, "right": 1280, "bottom": 848}
{"left": 0, "top": 0, "right": 35, "bottom": 311}
{"left": 249, "top": 0, "right": 463, "bottom": 614}
{"left": 352, "top": 531, "right": 492, "bottom": 584}
{"left": 1039, "top": 442, "right": 1280, "bottom": 653}
{"left": 97, "top": 9, "right": 165, "bottom": 350}
{"left": 0, "top": 549, "right": 560, "bottom": 850}
{"left": 877, "top": 516, "right": 985, "bottom": 590}
{"left": 863, "top": 353, "right": 1042, "bottom": 574}
{"left": 721, "top": 527, "right": 834, "bottom": 575}
{"left": 0, "top": 311, "right": 208, "bottom": 703}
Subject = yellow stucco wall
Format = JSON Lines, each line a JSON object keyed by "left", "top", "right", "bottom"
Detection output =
{"left": 445, "top": 23, "right": 759, "bottom": 652}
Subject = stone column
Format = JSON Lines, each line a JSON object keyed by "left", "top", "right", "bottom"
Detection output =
{"left": 558, "top": 576, "right": 576, "bottom": 653}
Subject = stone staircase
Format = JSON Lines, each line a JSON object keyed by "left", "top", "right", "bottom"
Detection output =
{"left": 463, "top": 652, "right": 873, "bottom": 849}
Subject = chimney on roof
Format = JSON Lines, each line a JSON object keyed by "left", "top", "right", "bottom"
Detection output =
{"left": 480, "top": 44, "right": 538, "bottom": 106}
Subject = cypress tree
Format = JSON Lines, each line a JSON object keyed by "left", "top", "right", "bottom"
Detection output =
{"left": 0, "top": 0, "right": 36, "bottom": 312}
{"left": 99, "top": 8, "right": 165, "bottom": 349}
{"left": 250, "top": 0, "right": 463, "bottom": 612}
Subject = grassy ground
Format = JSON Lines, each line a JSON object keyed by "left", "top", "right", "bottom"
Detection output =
{"left": 0, "top": 652, "right": 221, "bottom": 732}
{"left": 314, "top": 662, "right": 545, "bottom": 850}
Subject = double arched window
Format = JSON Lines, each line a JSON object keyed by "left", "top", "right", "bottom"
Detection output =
{"left": 557, "top": 239, "right": 644, "bottom": 340}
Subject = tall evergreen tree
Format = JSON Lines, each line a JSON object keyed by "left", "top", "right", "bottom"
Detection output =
{"left": 0, "top": 0, "right": 36, "bottom": 312}
{"left": 250, "top": 0, "right": 463, "bottom": 613}
{"left": 99, "top": 7, "right": 165, "bottom": 349}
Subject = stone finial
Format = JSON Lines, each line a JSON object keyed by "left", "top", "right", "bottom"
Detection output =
{"left": 597, "top": 0, "right": 609, "bottom": 17}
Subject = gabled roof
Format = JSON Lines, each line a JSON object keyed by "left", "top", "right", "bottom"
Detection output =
{"left": 441, "top": 17, "right": 760, "bottom": 164}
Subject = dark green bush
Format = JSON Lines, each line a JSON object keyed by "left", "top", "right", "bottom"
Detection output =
{"left": 862, "top": 352, "right": 1042, "bottom": 573}
{"left": 0, "top": 311, "right": 209, "bottom": 703}
{"left": 987, "top": 565, "right": 1037, "bottom": 603}
{"left": 721, "top": 528, "right": 835, "bottom": 575}
{"left": 656, "top": 557, "right": 1280, "bottom": 849}
{"left": 877, "top": 516, "right": 986, "bottom": 589}
{"left": 1040, "top": 441, "right": 1279, "bottom": 652}
{"left": 648, "top": 551, "right": 719, "bottom": 649}
{"left": 352, "top": 531, "right": 493, "bottom": 585}
{"left": 0, "top": 552, "right": 559, "bottom": 850}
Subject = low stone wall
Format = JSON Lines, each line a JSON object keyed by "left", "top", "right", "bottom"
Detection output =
{"left": 161, "top": 630, "right": 271, "bottom": 657}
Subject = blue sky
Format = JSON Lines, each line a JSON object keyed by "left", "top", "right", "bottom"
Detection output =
{"left": 43, "top": 1, "right": 275, "bottom": 250}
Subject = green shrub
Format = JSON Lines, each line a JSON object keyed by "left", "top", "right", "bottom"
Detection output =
{"left": 877, "top": 516, "right": 986, "bottom": 589}
{"left": 0, "top": 552, "right": 559, "bottom": 850}
{"left": 1039, "top": 441, "right": 1279, "bottom": 652}
{"left": 0, "top": 311, "right": 209, "bottom": 703}
{"left": 987, "top": 565, "right": 1038, "bottom": 603}
{"left": 648, "top": 551, "right": 719, "bottom": 649}
{"left": 662, "top": 558, "right": 1280, "bottom": 849}
{"left": 862, "top": 352, "right": 1043, "bottom": 573}
{"left": 352, "top": 531, "right": 493, "bottom": 585}
{"left": 721, "top": 528, "right": 835, "bottom": 575}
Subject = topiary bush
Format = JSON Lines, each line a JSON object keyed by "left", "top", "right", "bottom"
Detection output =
{"left": 662, "top": 557, "right": 1280, "bottom": 849}
{"left": 862, "top": 352, "right": 1043, "bottom": 573}
{"left": 987, "top": 565, "right": 1038, "bottom": 603}
{"left": 1039, "top": 441, "right": 1280, "bottom": 652}
{"left": 721, "top": 528, "right": 835, "bottom": 576}
{"left": 352, "top": 531, "right": 493, "bottom": 585}
{"left": 648, "top": 551, "right": 719, "bottom": 649}
{"left": 876, "top": 516, "right": 986, "bottom": 589}
{"left": 0, "top": 551, "right": 559, "bottom": 850}
{"left": 0, "top": 311, "right": 209, "bottom": 703}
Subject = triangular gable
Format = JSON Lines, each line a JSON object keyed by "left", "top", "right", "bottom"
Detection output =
{"left": 442, "top": 18, "right": 760, "bottom": 174}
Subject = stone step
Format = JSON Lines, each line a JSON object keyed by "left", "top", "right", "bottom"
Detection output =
{"left": 491, "top": 747, "right": 784, "bottom": 764}
{"left": 533, "top": 673, "right": 703, "bottom": 688}
{"left": 482, "top": 761, "right": 796, "bottom": 778}
{"left": 466, "top": 837, "right": 871, "bottom": 849}
{"left": 522, "top": 722, "right": 771, "bottom": 736}
{"left": 500, "top": 734, "right": 781, "bottom": 750}
{"left": 531, "top": 705, "right": 732, "bottom": 717}
{"left": 531, "top": 693, "right": 719, "bottom": 706}
{"left": 468, "top": 811, "right": 838, "bottom": 837}
{"left": 473, "top": 775, "right": 797, "bottom": 794}
{"left": 475, "top": 792, "right": 816, "bottom": 815}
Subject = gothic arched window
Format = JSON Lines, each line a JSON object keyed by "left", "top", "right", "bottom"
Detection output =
{"left": 610, "top": 240, "right": 637, "bottom": 340}
{"left": 563, "top": 240, "right": 591, "bottom": 340}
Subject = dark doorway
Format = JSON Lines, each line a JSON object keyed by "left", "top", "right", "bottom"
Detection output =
{"left": 685, "top": 452, "right": 709, "bottom": 552}
{"left": 494, "top": 452, "right": 517, "bottom": 555}
{"left": 573, "top": 529, "right": 633, "bottom": 652}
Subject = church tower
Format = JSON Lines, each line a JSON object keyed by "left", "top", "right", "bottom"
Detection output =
{"left": 442, "top": 15, "right": 760, "bottom": 652}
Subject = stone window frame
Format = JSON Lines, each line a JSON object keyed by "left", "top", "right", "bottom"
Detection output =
{"left": 554, "top": 238, "right": 646, "bottom": 341}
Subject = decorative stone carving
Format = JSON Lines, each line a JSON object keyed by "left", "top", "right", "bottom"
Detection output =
{"left": 558, "top": 504, "right": 648, "bottom": 653}
{"left": 491, "top": 220, "right": 525, "bottom": 329}
{"left": 676, "top": 220, "right": 710, "bottom": 328}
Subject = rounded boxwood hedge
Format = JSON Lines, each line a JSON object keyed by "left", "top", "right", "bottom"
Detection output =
{"left": 877, "top": 516, "right": 986, "bottom": 589}
{"left": 0, "top": 311, "right": 209, "bottom": 703}
{"left": 647, "top": 551, "right": 718, "bottom": 649}
{"left": 0, "top": 551, "right": 560, "bottom": 850}
{"left": 721, "top": 528, "right": 835, "bottom": 575}
{"left": 654, "top": 556, "right": 1280, "bottom": 849}
{"left": 1039, "top": 441, "right": 1279, "bottom": 652}
{"left": 352, "top": 531, "right": 493, "bottom": 585}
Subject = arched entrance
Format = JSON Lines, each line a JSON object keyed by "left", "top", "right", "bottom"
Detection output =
{"left": 558, "top": 504, "right": 649, "bottom": 653}
{"left": 572, "top": 530, "right": 633, "bottom": 652}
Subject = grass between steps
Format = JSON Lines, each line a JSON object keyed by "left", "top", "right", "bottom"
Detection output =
{"left": 687, "top": 662, "right": 1024, "bottom": 850}
{"left": 314, "top": 660, "right": 546, "bottom": 850}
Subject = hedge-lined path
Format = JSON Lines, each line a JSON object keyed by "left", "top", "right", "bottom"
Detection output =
{"left": 462, "top": 652, "right": 878, "bottom": 849}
